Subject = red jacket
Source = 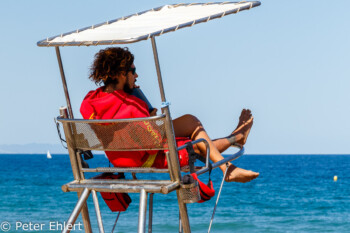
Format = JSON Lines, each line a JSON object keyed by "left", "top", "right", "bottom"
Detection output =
{"left": 81, "top": 87, "right": 150, "bottom": 120}
{"left": 80, "top": 87, "right": 154, "bottom": 167}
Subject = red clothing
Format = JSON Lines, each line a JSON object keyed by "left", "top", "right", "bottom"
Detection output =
{"left": 81, "top": 87, "right": 150, "bottom": 120}
{"left": 80, "top": 87, "right": 189, "bottom": 168}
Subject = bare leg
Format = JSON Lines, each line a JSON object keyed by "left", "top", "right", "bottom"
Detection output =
{"left": 173, "top": 114, "right": 259, "bottom": 183}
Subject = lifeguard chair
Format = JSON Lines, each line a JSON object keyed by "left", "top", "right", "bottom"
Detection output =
{"left": 37, "top": 2, "right": 261, "bottom": 233}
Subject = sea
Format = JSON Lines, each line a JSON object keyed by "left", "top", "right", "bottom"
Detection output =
{"left": 1, "top": 154, "right": 350, "bottom": 233}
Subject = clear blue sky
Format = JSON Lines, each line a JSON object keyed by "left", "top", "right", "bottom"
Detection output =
{"left": 0, "top": 0, "right": 349, "bottom": 154}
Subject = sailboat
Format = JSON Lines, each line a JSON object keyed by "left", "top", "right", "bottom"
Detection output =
{"left": 47, "top": 150, "right": 52, "bottom": 159}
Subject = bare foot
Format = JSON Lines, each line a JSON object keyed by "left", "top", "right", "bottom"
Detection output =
{"left": 225, "top": 164, "right": 259, "bottom": 183}
{"left": 227, "top": 109, "right": 253, "bottom": 147}
{"left": 235, "top": 109, "right": 252, "bottom": 131}
{"left": 229, "top": 117, "right": 253, "bottom": 147}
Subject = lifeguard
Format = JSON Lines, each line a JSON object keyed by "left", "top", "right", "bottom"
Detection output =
{"left": 81, "top": 47, "right": 259, "bottom": 183}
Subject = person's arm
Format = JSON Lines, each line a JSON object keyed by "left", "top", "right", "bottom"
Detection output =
{"left": 150, "top": 108, "right": 158, "bottom": 116}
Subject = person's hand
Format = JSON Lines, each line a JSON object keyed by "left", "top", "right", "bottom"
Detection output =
{"left": 150, "top": 108, "right": 158, "bottom": 116}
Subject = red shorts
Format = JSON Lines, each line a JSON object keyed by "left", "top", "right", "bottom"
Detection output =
{"left": 152, "top": 137, "right": 191, "bottom": 168}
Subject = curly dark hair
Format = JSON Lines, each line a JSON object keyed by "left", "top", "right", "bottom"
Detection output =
{"left": 89, "top": 47, "right": 134, "bottom": 85}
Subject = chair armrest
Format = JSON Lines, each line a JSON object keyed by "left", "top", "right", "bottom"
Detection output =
{"left": 196, "top": 146, "right": 245, "bottom": 176}
{"left": 177, "top": 138, "right": 210, "bottom": 171}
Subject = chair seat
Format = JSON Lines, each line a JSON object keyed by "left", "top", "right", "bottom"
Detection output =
{"left": 62, "top": 179, "right": 179, "bottom": 194}
{"left": 82, "top": 167, "right": 170, "bottom": 173}
{"left": 81, "top": 165, "right": 202, "bottom": 174}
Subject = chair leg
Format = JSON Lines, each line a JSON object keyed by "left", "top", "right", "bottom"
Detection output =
{"left": 63, "top": 188, "right": 91, "bottom": 233}
{"left": 176, "top": 189, "right": 191, "bottom": 233}
{"left": 80, "top": 202, "right": 92, "bottom": 233}
{"left": 179, "top": 211, "right": 183, "bottom": 233}
{"left": 92, "top": 190, "right": 105, "bottom": 233}
{"left": 138, "top": 189, "right": 148, "bottom": 233}
{"left": 148, "top": 193, "right": 154, "bottom": 233}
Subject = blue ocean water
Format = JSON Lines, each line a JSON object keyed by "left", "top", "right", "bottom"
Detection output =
{"left": 1, "top": 154, "right": 350, "bottom": 233}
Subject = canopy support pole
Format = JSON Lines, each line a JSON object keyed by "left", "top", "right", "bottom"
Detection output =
{"left": 55, "top": 46, "right": 74, "bottom": 118}
{"left": 151, "top": 36, "right": 191, "bottom": 233}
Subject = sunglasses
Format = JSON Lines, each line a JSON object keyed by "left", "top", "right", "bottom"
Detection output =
{"left": 128, "top": 67, "right": 136, "bottom": 75}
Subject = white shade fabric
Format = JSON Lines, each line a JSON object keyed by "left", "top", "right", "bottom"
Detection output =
{"left": 37, "top": 1, "right": 260, "bottom": 47}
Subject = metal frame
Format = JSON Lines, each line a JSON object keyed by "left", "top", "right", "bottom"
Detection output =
{"left": 138, "top": 189, "right": 148, "bottom": 233}
{"left": 56, "top": 48, "right": 74, "bottom": 118}
{"left": 58, "top": 112, "right": 244, "bottom": 232}
{"left": 37, "top": 1, "right": 261, "bottom": 47}
{"left": 58, "top": 114, "right": 166, "bottom": 123}
{"left": 148, "top": 193, "right": 154, "bottom": 233}
{"left": 62, "top": 180, "right": 180, "bottom": 194}
{"left": 63, "top": 188, "right": 91, "bottom": 233}
{"left": 197, "top": 146, "right": 245, "bottom": 176}
{"left": 92, "top": 190, "right": 105, "bottom": 233}
{"left": 54, "top": 39, "right": 246, "bottom": 232}
{"left": 151, "top": 36, "right": 192, "bottom": 232}
{"left": 41, "top": 1, "right": 261, "bottom": 232}
{"left": 59, "top": 108, "right": 92, "bottom": 233}
{"left": 58, "top": 107, "right": 214, "bottom": 232}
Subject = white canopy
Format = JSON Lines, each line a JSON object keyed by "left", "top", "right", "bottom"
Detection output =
{"left": 37, "top": 1, "right": 260, "bottom": 47}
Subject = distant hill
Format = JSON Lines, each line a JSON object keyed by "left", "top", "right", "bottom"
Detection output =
{"left": 0, "top": 143, "right": 67, "bottom": 154}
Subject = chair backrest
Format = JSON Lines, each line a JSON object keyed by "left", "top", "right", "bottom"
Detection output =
{"left": 58, "top": 114, "right": 168, "bottom": 152}
{"left": 57, "top": 114, "right": 176, "bottom": 176}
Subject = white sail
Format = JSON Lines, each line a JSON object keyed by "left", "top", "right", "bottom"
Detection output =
{"left": 47, "top": 150, "right": 52, "bottom": 159}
